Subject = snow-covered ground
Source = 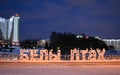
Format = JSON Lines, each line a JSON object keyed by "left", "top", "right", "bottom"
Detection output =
{"left": 0, "top": 64, "right": 120, "bottom": 75}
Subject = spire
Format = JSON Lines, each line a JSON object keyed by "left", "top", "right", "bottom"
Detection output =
{"left": 15, "top": 13, "right": 19, "bottom": 17}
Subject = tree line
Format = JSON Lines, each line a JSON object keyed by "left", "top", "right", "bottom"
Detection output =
{"left": 20, "top": 32, "right": 108, "bottom": 54}
{"left": 48, "top": 32, "right": 108, "bottom": 54}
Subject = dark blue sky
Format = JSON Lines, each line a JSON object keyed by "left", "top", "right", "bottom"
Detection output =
{"left": 0, "top": 0, "right": 120, "bottom": 41}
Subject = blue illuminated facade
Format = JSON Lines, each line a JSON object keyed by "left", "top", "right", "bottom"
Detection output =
{"left": 0, "top": 14, "right": 20, "bottom": 45}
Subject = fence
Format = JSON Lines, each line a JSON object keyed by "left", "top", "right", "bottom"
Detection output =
{"left": 0, "top": 54, "right": 19, "bottom": 61}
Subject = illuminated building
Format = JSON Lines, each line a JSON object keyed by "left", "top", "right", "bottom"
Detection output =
{"left": 103, "top": 39, "right": 120, "bottom": 50}
{"left": 95, "top": 36, "right": 120, "bottom": 50}
{"left": 0, "top": 14, "right": 20, "bottom": 45}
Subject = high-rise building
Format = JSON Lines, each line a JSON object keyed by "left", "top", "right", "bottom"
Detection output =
{"left": 0, "top": 17, "right": 7, "bottom": 40}
{"left": 12, "top": 14, "right": 20, "bottom": 45}
{"left": 0, "top": 14, "right": 20, "bottom": 45}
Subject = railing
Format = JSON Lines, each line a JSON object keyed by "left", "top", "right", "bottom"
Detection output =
{"left": 61, "top": 55, "right": 71, "bottom": 60}
{"left": 105, "top": 55, "right": 120, "bottom": 60}
{"left": 0, "top": 54, "right": 19, "bottom": 61}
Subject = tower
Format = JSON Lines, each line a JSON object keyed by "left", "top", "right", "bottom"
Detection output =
{"left": 12, "top": 14, "right": 20, "bottom": 45}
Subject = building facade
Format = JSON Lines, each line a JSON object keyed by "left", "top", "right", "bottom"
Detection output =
{"left": 103, "top": 39, "right": 120, "bottom": 50}
{"left": 0, "top": 14, "right": 20, "bottom": 45}
{"left": 95, "top": 36, "right": 120, "bottom": 50}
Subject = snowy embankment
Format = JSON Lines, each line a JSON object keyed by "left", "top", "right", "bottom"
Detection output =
{"left": 0, "top": 64, "right": 120, "bottom": 75}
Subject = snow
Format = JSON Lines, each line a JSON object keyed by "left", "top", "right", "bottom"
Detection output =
{"left": 0, "top": 65, "right": 120, "bottom": 75}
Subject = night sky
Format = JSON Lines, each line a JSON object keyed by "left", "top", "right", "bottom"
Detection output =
{"left": 0, "top": 0, "right": 120, "bottom": 41}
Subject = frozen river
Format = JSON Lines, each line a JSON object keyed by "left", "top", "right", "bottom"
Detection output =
{"left": 0, "top": 64, "right": 120, "bottom": 75}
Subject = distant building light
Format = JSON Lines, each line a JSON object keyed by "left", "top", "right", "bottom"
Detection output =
{"left": 76, "top": 35, "right": 83, "bottom": 38}
{"left": 85, "top": 36, "right": 89, "bottom": 39}
{"left": 95, "top": 36, "right": 101, "bottom": 40}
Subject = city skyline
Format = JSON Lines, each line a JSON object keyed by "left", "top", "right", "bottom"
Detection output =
{"left": 0, "top": 0, "right": 120, "bottom": 41}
